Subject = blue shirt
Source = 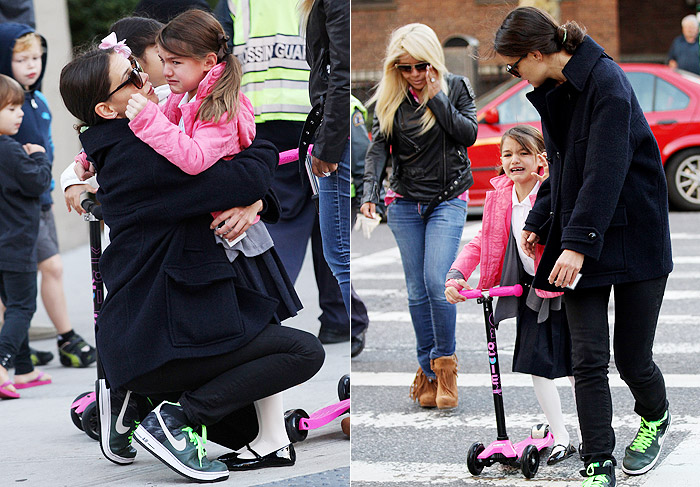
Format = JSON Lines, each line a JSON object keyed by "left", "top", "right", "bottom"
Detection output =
{"left": 667, "top": 35, "right": 700, "bottom": 74}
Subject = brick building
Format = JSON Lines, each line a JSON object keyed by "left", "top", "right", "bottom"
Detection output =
{"left": 352, "top": 0, "right": 697, "bottom": 100}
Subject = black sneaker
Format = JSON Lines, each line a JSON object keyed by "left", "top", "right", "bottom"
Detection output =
{"left": 58, "top": 333, "right": 96, "bottom": 367}
{"left": 133, "top": 402, "right": 228, "bottom": 483}
{"left": 580, "top": 460, "right": 616, "bottom": 487}
{"left": 318, "top": 327, "right": 349, "bottom": 344}
{"left": 96, "top": 380, "right": 143, "bottom": 465}
{"left": 622, "top": 410, "right": 671, "bottom": 475}
{"left": 30, "top": 347, "right": 54, "bottom": 366}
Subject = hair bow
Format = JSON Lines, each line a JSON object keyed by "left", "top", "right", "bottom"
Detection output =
{"left": 99, "top": 32, "right": 132, "bottom": 59}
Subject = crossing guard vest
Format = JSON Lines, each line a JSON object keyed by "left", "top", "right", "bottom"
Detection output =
{"left": 228, "top": 0, "right": 311, "bottom": 123}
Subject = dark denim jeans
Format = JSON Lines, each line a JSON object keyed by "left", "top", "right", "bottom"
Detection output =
{"left": 387, "top": 197, "right": 467, "bottom": 378}
{"left": 564, "top": 275, "right": 669, "bottom": 466}
{"left": 318, "top": 141, "right": 351, "bottom": 313}
{"left": 0, "top": 270, "right": 37, "bottom": 375}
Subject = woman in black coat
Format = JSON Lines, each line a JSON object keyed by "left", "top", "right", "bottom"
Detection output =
{"left": 59, "top": 47, "right": 324, "bottom": 482}
{"left": 494, "top": 7, "right": 672, "bottom": 486}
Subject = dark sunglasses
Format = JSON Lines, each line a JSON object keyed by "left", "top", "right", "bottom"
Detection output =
{"left": 107, "top": 58, "right": 144, "bottom": 99}
{"left": 506, "top": 55, "right": 526, "bottom": 78}
{"left": 395, "top": 62, "right": 430, "bottom": 73}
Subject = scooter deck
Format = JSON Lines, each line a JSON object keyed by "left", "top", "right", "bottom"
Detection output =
{"left": 514, "top": 431, "right": 554, "bottom": 456}
{"left": 299, "top": 398, "right": 350, "bottom": 430}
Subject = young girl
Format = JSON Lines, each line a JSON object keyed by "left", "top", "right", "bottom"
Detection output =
{"left": 444, "top": 125, "right": 579, "bottom": 465}
{"left": 125, "top": 9, "right": 268, "bottom": 252}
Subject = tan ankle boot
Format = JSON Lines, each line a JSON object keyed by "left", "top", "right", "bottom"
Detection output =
{"left": 431, "top": 354, "right": 458, "bottom": 409}
{"left": 409, "top": 368, "right": 437, "bottom": 408}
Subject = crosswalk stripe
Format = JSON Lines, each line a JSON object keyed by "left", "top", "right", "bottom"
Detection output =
{"left": 366, "top": 311, "right": 700, "bottom": 326}
{"left": 353, "top": 372, "right": 700, "bottom": 388}
{"left": 352, "top": 411, "right": 700, "bottom": 430}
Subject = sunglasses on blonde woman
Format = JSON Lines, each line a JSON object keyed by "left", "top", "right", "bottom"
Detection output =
{"left": 107, "top": 58, "right": 144, "bottom": 99}
{"left": 395, "top": 62, "right": 430, "bottom": 73}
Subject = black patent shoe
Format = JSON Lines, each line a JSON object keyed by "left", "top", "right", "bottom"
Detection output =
{"left": 547, "top": 443, "right": 577, "bottom": 465}
{"left": 219, "top": 444, "right": 295, "bottom": 471}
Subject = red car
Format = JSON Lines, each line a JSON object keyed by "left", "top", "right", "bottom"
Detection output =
{"left": 469, "top": 63, "right": 700, "bottom": 211}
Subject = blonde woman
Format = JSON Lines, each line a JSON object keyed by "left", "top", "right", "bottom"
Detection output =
{"left": 360, "top": 23, "right": 477, "bottom": 409}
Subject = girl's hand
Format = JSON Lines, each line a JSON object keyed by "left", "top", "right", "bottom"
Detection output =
{"left": 425, "top": 66, "right": 441, "bottom": 99}
{"left": 64, "top": 184, "right": 96, "bottom": 215}
{"left": 210, "top": 200, "right": 263, "bottom": 242}
{"left": 532, "top": 152, "right": 549, "bottom": 183}
{"left": 126, "top": 93, "right": 148, "bottom": 120}
{"left": 74, "top": 158, "right": 96, "bottom": 181}
{"left": 23, "top": 143, "right": 45, "bottom": 154}
{"left": 360, "top": 201, "right": 376, "bottom": 219}
{"left": 445, "top": 278, "right": 470, "bottom": 304}
{"left": 311, "top": 155, "right": 338, "bottom": 177}
{"left": 521, "top": 230, "right": 540, "bottom": 259}
{"left": 548, "top": 249, "right": 584, "bottom": 288}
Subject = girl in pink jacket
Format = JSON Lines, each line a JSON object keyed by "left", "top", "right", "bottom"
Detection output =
{"left": 125, "top": 9, "right": 268, "bottom": 254}
{"left": 445, "top": 125, "right": 579, "bottom": 466}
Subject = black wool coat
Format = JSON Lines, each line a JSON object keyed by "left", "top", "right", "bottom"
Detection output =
{"left": 80, "top": 119, "right": 280, "bottom": 390}
{"left": 524, "top": 36, "right": 673, "bottom": 291}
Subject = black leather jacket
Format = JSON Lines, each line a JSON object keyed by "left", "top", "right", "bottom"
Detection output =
{"left": 306, "top": 0, "right": 350, "bottom": 164}
{"left": 362, "top": 73, "right": 478, "bottom": 204}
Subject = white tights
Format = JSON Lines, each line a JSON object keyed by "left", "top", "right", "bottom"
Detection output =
{"left": 531, "top": 375, "right": 580, "bottom": 446}
{"left": 235, "top": 393, "right": 290, "bottom": 459}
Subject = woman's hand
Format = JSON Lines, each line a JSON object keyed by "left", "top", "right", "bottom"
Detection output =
{"left": 521, "top": 230, "right": 540, "bottom": 259}
{"left": 548, "top": 249, "right": 584, "bottom": 288}
{"left": 311, "top": 155, "right": 338, "bottom": 178}
{"left": 210, "top": 200, "right": 263, "bottom": 242}
{"left": 360, "top": 201, "right": 376, "bottom": 219}
{"left": 532, "top": 152, "right": 549, "bottom": 183}
{"left": 64, "top": 184, "right": 96, "bottom": 215}
{"left": 445, "top": 278, "right": 470, "bottom": 304}
{"left": 125, "top": 93, "right": 148, "bottom": 121}
{"left": 425, "top": 66, "right": 441, "bottom": 99}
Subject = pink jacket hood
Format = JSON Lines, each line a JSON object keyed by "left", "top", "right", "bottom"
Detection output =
{"left": 129, "top": 62, "right": 256, "bottom": 175}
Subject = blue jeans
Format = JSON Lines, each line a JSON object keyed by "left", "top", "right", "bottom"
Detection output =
{"left": 0, "top": 270, "right": 38, "bottom": 375}
{"left": 318, "top": 141, "right": 351, "bottom": 313}
{"left": 387, "top": 197, "right": 467, "bottom": 378}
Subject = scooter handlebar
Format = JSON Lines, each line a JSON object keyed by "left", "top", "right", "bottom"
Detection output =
{"left": 278, "top": 145, "right": 314, "bottom": 165}
{"left": 459, "top": 284, "right": 523, "bottom": 299}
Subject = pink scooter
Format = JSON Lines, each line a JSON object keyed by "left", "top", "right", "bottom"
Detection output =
{"left": 461, "top": 285, "right": 553, "bottom": 479}
{"left": 285, "top": 374, "right": 350, "bottom": 442}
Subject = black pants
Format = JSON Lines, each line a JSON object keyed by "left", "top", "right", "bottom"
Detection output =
{"left": 125, "top": 324, "right": 325, "bottom": 445}
{"left": 0, "top": 270, "right": 37, "bottom": 375}
{"left": 564, "top": 275, "right": 669, "bottom": 465}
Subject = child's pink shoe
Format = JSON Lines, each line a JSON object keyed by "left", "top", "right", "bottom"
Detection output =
{"left": 0, "top": 380, "right": 20, "bottom": 399}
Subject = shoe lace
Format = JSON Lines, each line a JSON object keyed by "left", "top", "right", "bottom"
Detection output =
{"left": 128, "top": 421, "right": 139, "bottom": 444}
{"left": 582, "top": 474, "right": 610, "bottom": 487}
{"left": 630, "top": 417, "right": 659, "bottom": 452}
{"left": 182, "top": 425, "right": 208, "bottom": 467}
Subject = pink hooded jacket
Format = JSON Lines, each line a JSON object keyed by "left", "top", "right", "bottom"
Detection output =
{"left": 449, "top": 174, "right": 562, "bottom": 298}
{"left": 129, "top": 62, "right": 256, "bottom": 176}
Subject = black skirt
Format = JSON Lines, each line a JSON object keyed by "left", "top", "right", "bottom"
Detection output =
{"left": 512, "top": 292, "right": 573, "bottom": 379}
{"left": 230, "top": 247, "right": 303, "bottom": 324}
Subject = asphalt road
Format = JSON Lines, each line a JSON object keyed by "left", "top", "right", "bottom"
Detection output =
{"left": 351, "top": 210, "right": 700, "bottom": 487}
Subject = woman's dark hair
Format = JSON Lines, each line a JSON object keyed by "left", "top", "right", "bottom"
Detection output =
{"left": 109, "top": 17, "right": 164, "bottom": 59}
{"left": 59, "top": 48, "right": 113, "bottom": 130}
{"left": 494, "top": 6, "right": 586, "bottom": 57}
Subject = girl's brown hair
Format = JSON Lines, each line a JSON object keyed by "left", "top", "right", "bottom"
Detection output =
{"left": 494, "top": 6, "right": 586, "bottom": 58}
{"left": 157, "top": 9, "right": 241, "bottom": 124}
{"left": 497, "top": 124, "right": 545, "bottom": 175}
{"left": 0, "top": 74, "right": 25, "bottom": 109}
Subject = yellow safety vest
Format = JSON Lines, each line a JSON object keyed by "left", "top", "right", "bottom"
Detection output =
{"left": 228, "top": 0, "right": 311, "bottom": 122}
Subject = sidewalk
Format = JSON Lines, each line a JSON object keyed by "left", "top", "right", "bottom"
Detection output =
{"left": 1, "top": 241, "right": 350, "bottom": 486}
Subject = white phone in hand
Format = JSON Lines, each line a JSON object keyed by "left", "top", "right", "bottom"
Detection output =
{"left": 566, "top": 272, "right": 583, "bottom": 290}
